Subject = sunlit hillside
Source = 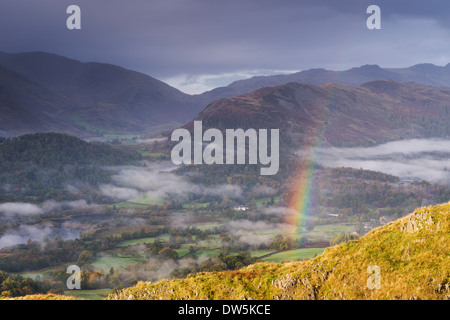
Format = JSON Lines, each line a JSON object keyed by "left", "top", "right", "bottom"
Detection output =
{"left": 106, "top": 202, "right": 449, "bottom": 300}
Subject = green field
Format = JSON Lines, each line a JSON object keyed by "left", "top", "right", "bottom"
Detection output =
{"left": 254, "top": 196, "right": 281, "bottom": 206}
{"left": 194, "top": 223, "right": 224, "bottom": 231}
{"left": 304, "top": 224, "right": 356, "bottom": 242}
{"left": 17, "top": 265, "right": 66, "bottom": 281}
{"left": 262, "top": 248, "right": 325, "bottom": 262}
{"left": 116, "top": 235, "right": 170, "bottom": 247}
{"left": 249, "top": 250, "right": 275, "bottom": 258}
{"left": 19, "top": 271, "right": 49, "bottom": 281}
{"left": 91, "top": 256, "right": 146, "bottom": 272}
{"left": 128, "top": 194, "right": 165, "bottom": 206}
{"left": 190, "top": 249, "right": 221, "bottom": 258}
{"left": 64, "top": 288, "right": 112, "bottom": 300}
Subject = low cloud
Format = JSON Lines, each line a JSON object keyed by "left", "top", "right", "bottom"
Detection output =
{"left": 315, "top": 139, "right": 450, "bottom": 184}
{"left": 164, "top": 69, "right": 299, "bottom": 94}
{"left": 262, "top": 206, "right": 297, "bottom": 217}
{"left": 0, "top": 200, "right": 99, "bottom": 218}
{"left": 168, "top": 212, "right": 196, "bottom": 229}
{"left": 225, "top": 219, "right": 276, "bottom": 232}
{"left": 0, "top": 203, "right": 43, "bottom": 216}
{"left": 97, "top": 248, "right": 212, "bottom": 285}
{"left": 205, "top": 184, "right": 243, "bottom": 199}
{"left": 224, "top": 219, "right": 282, "bottom": 247}
{"left": 109, "top": 163, "right": 201, "bottom": 198}
{"left": 251, "top": 185, "right": 277, "bottom": 197}
{"left": 100, "top": 161, "right": 243, "bottom": 201}
{"left": 41, "top": 199, "right": 97, "bottom": 212}
{"left": 0, "top": 223, "right": 81, "bottom": 249}
{"left": 99, "top": 185, "right": 142, "bottom": 200}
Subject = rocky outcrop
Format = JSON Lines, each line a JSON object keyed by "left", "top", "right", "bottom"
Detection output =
{"left": 400, "top": 210, "right": 435, "bottom": 233}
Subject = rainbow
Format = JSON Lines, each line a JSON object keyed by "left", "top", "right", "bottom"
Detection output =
{"left": 286, "top": 124, "right": 327, "bottom": 237}
{"left": 286, "top": 148, "right": 318, "bottom": 236}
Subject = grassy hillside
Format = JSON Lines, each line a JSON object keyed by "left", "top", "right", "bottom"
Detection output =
{"left": 107, "top": 202, "right": 449, "bottom": 300}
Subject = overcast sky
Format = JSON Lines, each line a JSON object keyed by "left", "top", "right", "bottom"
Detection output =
{"left": 1, "top": 0, "right": 450, "bottom": 93}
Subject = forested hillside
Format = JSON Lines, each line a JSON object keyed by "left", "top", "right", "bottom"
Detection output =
{"left": 0, "top": 133, "right": 140, "bottom": 202}
{"left": 0, "top": 133, "right": 138, "bottom": 166}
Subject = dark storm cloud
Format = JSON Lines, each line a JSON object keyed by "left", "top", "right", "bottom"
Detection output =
{"left": 0, "top": 1, "right": 449, "bottom": 92}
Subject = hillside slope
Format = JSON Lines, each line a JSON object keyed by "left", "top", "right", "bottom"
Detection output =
{"left": 3, "top": 51, "right": 450, "bottom": 139}
{"left": 107, "top": 202, "right": 450, "bottom": 300}
{"left": 183, "top": 81, "right": 450, "bottom": 148}
{"left": 0, "top": 132, "right": 138, "bottom": 166}
{"left": 0, "top": 51, "right": 197, "bottom": 136}
{"left": 0, "top": 65, "right": 81, "bottom": 136}
{"left": 0, "top": 133, "right": 140, "bottom": 202}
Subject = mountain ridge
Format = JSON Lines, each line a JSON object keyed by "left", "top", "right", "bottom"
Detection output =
{"left": 3, "top": 51, "right": 450, "bottom": 139}
{"left": 182, "top": 80, "right": 450, "bottom": 148}
{"left": 0, "top": 51, "right": 199, "bottom": 137}
{"left": 197, "top": 62, "right": 450, "bottom": 103}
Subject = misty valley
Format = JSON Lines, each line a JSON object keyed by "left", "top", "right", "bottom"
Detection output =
{"left": 0, "top": 133, "right": 448, "bottom": 299}
{"left": 3, "top": 0, "right": 450, "bottom": 301}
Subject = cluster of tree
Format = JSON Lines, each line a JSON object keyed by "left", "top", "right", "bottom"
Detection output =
{"left": 211, "top": 252, "right": 258, "bottom": 270}
{"left": 412, "top": 180, "right": 450, "bottom": 203}
{"left": 0, "top": 238, "right": 87, "bottom": 273}
{"left": 0, "top": 163, "right": 113, "bottom": 201}
{"left": 218, "top": 233, "right": 306, "bottom": 252}
{"left": 45, "top": 267, "right": 121, "bottom": 291}
{"left": 328, "top": 167, "right": 399, "bottom": 183}
{"left": 329, "top": 232, "right": 360, "bottom": 246}
{"left": 324, "top": 188, "right": 421, "bottom": 214}
{"left": 311, "top": 170, "right": 450, "bottom": 219}
{"left": 270, "top": 234, "right": 299, "bottom": 251}
{"left": 170, "top": 252, "right": 259, "bottom": 279}
{"left": 0, "top": 270, "right": 56, "bottom": 298}
{"left": 141, "top": 237, "right": 195, "bottom": 258}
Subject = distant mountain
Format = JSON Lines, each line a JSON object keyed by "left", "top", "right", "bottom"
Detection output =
{"left": 3, "top": 51, "right": 450, "bottom": 139}
{"left": 0, "top": 64, "right": 80, "bottom": 136}
{"left": 0, "top": 51, "right": 199, "bottom": 137}
{"left": 198, "top": 63, "right": 450, "bottom": 102}
{"left": 184, "top": 80, "right": 450, "bottom": 147}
